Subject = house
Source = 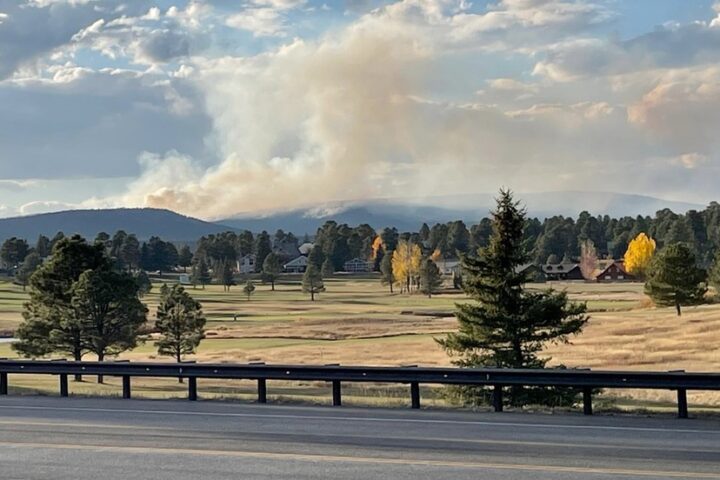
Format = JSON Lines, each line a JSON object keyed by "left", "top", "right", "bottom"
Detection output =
{"left": 237, "top": 254, "right": 256, "bottom": 274}
{"left": 541, "top": 263, "right": 583, "bottom": 281}
{"left": 283, "top": 255, "right": 309, "bottom": 273}
{"left": 178, "top": 274, "right": 192, "bottom": 285}
{"left": 593, "top": 260, "right": 634, "bottom": 282}
{"left": 438, "top": 258, "right": 461, "bottom": 275}
{"left": 516, "top": 263, "right": 546, "bottom": 282}
{"left": 343, "top": 257, "right": 373, "bottom": 273}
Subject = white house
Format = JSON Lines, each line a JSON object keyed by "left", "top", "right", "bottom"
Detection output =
{"left": 237, "top": 254, "right": 256, "bottom": 274}
{"left": 283, "top": 255, "right": 309, "bottom": 273}
{"left": 343, "top": 257, "right": 372, "bottom": 273}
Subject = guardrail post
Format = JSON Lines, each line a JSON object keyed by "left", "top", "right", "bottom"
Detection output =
{"left": 677, "top": 389, "right": 688, "bottom": 419}
{"left": 257, "top": 378, "right": 267, "bottom": 404}
{"left": 59, "top": 374, "right": 69, "bottom": 397}
{"left": 188, "top": 377, "right": 197, "bottom": 401}
{"left": 0, "top": 372, "right": 7, "bottom": 395}
{"left": 332, "top": 380, "right": 342, "bottom": 406}
{"left": 122, "top": 375, "right": 131, "bottom": 399}
{"left": 582, "top": 387, "right": 592, "bottom": 415}
{"left": 410, "top": 382, "right": 420, "bottom": 409}
{"left": 492, "top": 385, "right": 503, "bottom": 412}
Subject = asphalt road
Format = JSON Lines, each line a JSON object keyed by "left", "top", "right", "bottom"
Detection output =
{"left": 0, "top": 397, "right": 719, "bottom": 479}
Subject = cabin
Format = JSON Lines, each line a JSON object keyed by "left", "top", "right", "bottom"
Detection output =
{"left": 541, "top": 263, "right": 583, "bottom": 281}
{"left": 593, "top": 260, "right": 634, "bottom": 282}
{"left": 283, "top": 255, "right": 309, "bottom": 273}
{"left": 343, "top": 258, "right": 373, "bottom": 273}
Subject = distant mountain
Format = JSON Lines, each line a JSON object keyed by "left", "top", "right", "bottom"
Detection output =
{"left": 0, "top": 208, "right": 236, "bottom": 243}
{"left": 220, "top": 191, "right": 705, "bottom": 235}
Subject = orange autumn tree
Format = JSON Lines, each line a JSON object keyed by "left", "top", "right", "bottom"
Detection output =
{"left": 624, "top": 233, "right": 656, "bottom": 279}
{"left": 392, "top": 240, "right": 422, "bottom": 293}
{"left": 371, "top": 236, "right": 383, "bottom": 260}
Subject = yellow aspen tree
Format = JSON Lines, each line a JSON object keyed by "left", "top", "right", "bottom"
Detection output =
{"left": 371, "top": 236, "right": 383, "bottom": 260}
{"left": 623, "top": 233, "right": 656, "bottom": 279}
{"left": 392, "top": 240, "right": 422, "bottom": 293}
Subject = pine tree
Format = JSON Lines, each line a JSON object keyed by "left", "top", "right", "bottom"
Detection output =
{"left": 215, "top": 259, "right": 236, "bottom": 292}
{"left": 302, "top": 264, "right": 325, "bottom": 301}
{"left": 190, "top": 257, "right": 211, "bottom": 289}
{"left": 709, "top": 249, "right": 720, "bottom": 294}
{"left": 419, "top": 258, "right": 443, "bottom": 298}
{"left": 134, "top": 270, "right": 152, "bottom": 297}
{"left": 243, "top": 280, "right": 256, "bottom": 301}
{"left": 254, "top": 231, "right": 272, "bottom": 272}
{"left": 321, "top": 258, "right": 334, "bottom": 277}
{"left": 155, "top": 284, "right": 206, "bottom": 382}
{"left": 645, "top": 243, "right": 707, "bottom": 316}
{"left": 262, "top": 252, "right": 281, "bottom": 290}
{"left": 72, "top": 269, "right": 147, "bottom": 382}
{"left": 437, "top": 190, "right": 588, "bottom": 407}
{"left": 379, "top": 250, "right": 394, "bottom": 293}
{"left": 178, "top": 245, "right": 194, "bottom": 272}
{"left": 15, "top": 252, "right": 42, "bottom": 291}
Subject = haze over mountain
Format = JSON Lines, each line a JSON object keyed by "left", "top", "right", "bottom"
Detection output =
{"left": 0, "top": 208, "right": 235, "bottom": 243}
{"left": 0, "top": 192, "right": 704, "bottom": 242}
{"left": 220, "top": 191, "right": 703, "bottom": 235}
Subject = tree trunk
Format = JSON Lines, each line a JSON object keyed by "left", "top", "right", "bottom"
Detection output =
{"left": 271, "top": 281, "right": 275, "bottom": 291}
{"left": 311, "top": 289, "right": 315, "bottom": 301}
{"left": 97, "top": 352, "right": 104, "bottom": 384}
{"left": 73, "top": 348, "right": 83, "bottom": 382}
{"left": 676, "top": 301, "right": 682, "bottom": 316}
{"left": 177, "top": 351, "right": 184, "bottom": 384}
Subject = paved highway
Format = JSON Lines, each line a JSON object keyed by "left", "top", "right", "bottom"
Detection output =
{"left": 0, "top": 396, "right": 719, "bottom": 479}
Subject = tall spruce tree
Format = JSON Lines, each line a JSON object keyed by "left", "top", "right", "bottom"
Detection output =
{"left": 645, "top": 243, "right": 707, "bottom": 316}
{"left": 190, "top": 257, "right": 211, "bottom": 289}
{"left": 437, "top": 190, "right": 588, "bottom": 407}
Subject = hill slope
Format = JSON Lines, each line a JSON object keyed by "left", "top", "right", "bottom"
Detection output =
{"left": 0, "top": 208, "right": 236, "bottom": 243}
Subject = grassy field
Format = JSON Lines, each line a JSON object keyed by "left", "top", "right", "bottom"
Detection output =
{"left": 1, "top": 275, "right": 718, "bottom": 409}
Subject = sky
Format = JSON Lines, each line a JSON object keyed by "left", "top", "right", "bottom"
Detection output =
{"left": 0, "top": 0, "right": 719, "bottom": 219}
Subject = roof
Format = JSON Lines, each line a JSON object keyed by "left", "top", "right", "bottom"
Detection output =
{"left": 344, "top": 257, "right": 371, "bottom": 265}
{"left": 541, "top": 263, "right": 580, "bottom": 273}
{"left": 283, "top": 255, "right": 308, "bottom": 267}
{"left": 298, "top": 243, "right": 314, "bottom": 255}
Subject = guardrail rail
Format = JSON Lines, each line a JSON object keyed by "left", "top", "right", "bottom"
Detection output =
{"left": 1, "top": 360, "right": 718, "bottom": 418}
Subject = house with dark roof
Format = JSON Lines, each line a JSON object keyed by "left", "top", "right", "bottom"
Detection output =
{"left": 541, "top": 263, "right": 583, "bottom": 281}
{"left": 592, "top": 260, "right": 634, "bottom": 282}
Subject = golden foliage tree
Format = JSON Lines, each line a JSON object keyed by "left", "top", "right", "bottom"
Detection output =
{"left": 371, "top": 236, "right": 383, "bottom": 260}
{"left": 392, "top": 240, "right": 422, "bottom": 293}
{"left": 624, "top": 233, "right": 656, "bottom": 278}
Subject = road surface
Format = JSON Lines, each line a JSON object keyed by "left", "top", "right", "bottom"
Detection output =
{"left": 0, "top": 396, "right": 719, "bottom": 479}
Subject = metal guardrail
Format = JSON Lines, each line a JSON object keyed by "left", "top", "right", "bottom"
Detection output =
{"left": 1, "top": 360, "right": 718, "bottom": 418}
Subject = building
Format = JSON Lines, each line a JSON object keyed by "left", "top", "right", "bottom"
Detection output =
{"left": 298, "top": 242, "right": 314, "bottom": 255}
{"left": 283, "top": 255, "right": 309, "bottom": 273}
{"left": 237, "top": 254, "right": 256, "bottom": 274}
{"left": 343, "top": 257, "right": 373, "bottom": 273}
{"left": 541, "top": 263, "right": 583, "bottom": 281}
{"left": 593, "top": 260, "right": 634, "bottom": 282}
{"left": 438, "top": 258, "right": 461, "bottom": 275}
{"left": 516, "top": 263, "right": 546, "bottom": 282}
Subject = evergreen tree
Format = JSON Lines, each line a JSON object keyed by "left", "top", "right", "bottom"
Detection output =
{"left": 709, "top": 249, "right": 720, "bottom": 294}
{"left": 15, "top": 252, "right": 42, "bottom": 291}
{"left": 178, "top": 245, "right": 194, "bottom": 273}
{"left": 155, "top": 284, "right": 206, "bottom": 382}
{"left": 134, "top": 270, "right": 152, "bottom": 297}
{"left": 243, "top": 280, "right": 256, "bottom": 300}
{"left": 71, "top": 269, "right": 147, "bottom": 382}
{"left": 419, "top": 223, "right": 430, "bottom": 242}
{"left": 437, "top": 190, "right": 588, "bottom": 407}
{"left": 261, "top": 252, "right": 281, "bottom": 290}
{"left": 308, "top": 244, "right": 324, "bottom": 269}
{"left": 302, "top": 264, "right": 325, "bottom": 301}
{"left": 645, "top": 243, "right": 707, "bottom": 316}
{"left": 215, "top": 259, "right": 236, "bottom": 291}
{"left": 379, "top": 250, "right": 395, "bottom": 293}
{"left": 419, "top": 258, "right": 443, "bottom": 298}
{"left": 254, "top": 231, "right": 272, "bottom": 272}
{"left": 190, "top": 257, "right": 211, "bottom": 289}
{"left": 13, "top": 236, "right": 110, "bottom": 372}
{"left": 35, "top": 235, "right": 51, "bottom": 258}
{"left": 0, "top": 237, "right": 29, "bottom": 270}
{"left": 321, "top": 258, "right": 334, "bottom": 277}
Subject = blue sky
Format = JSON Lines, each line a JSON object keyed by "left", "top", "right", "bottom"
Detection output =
{"left": 0, "top": 0, "right": 719, "bottom": 219}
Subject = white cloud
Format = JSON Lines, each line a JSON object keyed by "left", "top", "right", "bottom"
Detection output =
{"left": 672, "top": 153, "right": 708, "bottom": 170}
{"left": 19, "top": 200, "right": 78, "bottom": 216}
